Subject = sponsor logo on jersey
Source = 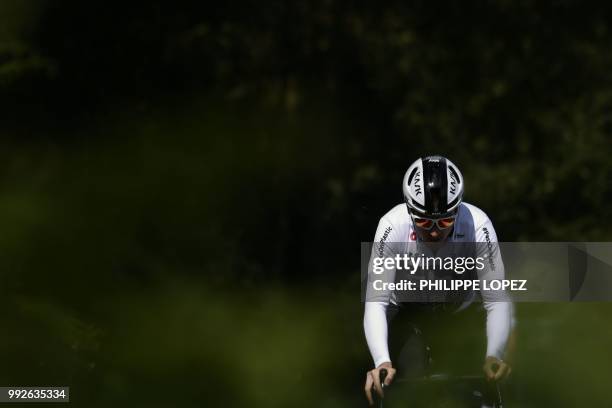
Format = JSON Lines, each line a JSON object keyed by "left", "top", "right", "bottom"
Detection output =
{"left": 378, "top": 226, "right": 393, "bottom": 256}
{"left": 482, "top": 227, "right": 496, "bottom": 270}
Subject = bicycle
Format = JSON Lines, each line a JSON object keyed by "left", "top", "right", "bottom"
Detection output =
{"left": 369, "top": 304, "right": 506, "bottom": 407}
{"left": 374, "top": 368, "right": 503, "bottom": 407}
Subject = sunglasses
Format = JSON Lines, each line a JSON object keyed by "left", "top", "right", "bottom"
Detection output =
{"left": 410, "top": 213, "right": 457, "bottom": 230}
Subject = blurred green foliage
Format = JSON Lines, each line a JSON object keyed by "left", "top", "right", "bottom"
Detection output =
{"left": 1, "top": 1, "right": 612, "bottom": 406}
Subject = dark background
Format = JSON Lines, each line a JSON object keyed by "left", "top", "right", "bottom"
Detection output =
{"left": 1, "top": 1, "right": 611, "bottom": 406}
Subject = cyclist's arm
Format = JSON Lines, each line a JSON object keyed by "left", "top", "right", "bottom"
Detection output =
{"left": 363, "top": 216, "right": 399, "bottom": 367}
{"left": 364, "top": 302, "right": 391, "bottom": 367}
{"left": 483, "top": 297, "right": 512, "bottom": 359}
{"left": 504, "top": 303, "right": 517, "bottom": 362}
{"left": 475, "top": 219, "right": 513, "bottom": 361}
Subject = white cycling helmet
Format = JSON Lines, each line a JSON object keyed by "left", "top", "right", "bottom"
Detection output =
{"left": 403, "top": 155, "right": 464, "bottom": 216}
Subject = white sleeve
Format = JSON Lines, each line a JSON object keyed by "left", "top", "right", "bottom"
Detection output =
{"left": 364, "top": 302, "right": 391, "bottom": 367}
{"left": 475, "top": 218, "right": 513, "bottom": 360}
{"left": 363, "top": 216, "right": 399, "bottom": 367}
{"left": 483, "top": 299, "right": 512, "bottom": 359}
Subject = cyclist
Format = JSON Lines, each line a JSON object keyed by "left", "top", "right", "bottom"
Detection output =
{"left": 363, "top": 155, "right": 515, "bottom": 406}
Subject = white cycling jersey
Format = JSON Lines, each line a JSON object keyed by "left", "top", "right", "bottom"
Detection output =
{"left": 364, "top": 202, "right": 514, "bottom": 367}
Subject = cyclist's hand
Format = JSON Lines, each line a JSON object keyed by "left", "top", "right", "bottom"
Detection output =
{"left": 483, "top": 356, "right": 511, "bottom": 381}
{"left": 364, "top": 362, "right": 396, "bottom": 406}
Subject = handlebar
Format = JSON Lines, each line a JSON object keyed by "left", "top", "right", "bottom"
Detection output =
{"left": 379, "top": 368, "right": 388, "bottom": 387}
{"left": 376, "top": 369, "right": 388, "bottom": 407}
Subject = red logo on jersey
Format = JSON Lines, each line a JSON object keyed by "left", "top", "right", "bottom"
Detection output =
{"left": 410, "top": 231, "right": 416, "bottom": 241}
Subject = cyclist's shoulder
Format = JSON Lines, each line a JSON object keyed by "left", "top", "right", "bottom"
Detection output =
{"left": 379, "top": 203, "right": 411, "bottom": 226}
{"left": 458, "top": 202, "right": 493, "bottom": 229}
